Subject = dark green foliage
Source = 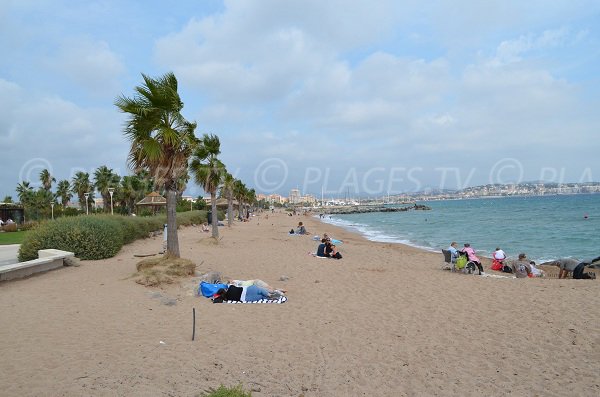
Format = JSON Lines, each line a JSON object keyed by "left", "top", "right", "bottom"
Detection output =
{"left": 177, "top": 210, "right": 208, "bottom": 225}
{"left": 17, "top": 211, "right": 210, "bottom": 262}
{"left": 18, "top": 216, "right": 124, "bottom": 261}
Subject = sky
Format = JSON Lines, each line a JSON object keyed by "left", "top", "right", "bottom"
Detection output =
{"left": 1, "top": 0, "right": 599, "bottom": 200}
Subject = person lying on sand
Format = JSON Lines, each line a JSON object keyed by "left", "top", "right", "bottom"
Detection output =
{"left": 213, "top": 284, "right": 284, "bottom": 302}
{"left": 228, "top": 279, "right": 287, "bottom": 295}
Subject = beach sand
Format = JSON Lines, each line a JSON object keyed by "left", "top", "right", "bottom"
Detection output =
{"left": 1, "top": 212, "right": 598, "bottom": 396}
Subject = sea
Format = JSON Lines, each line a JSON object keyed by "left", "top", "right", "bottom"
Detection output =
{"left": 319, "top": 194, "right": 600, "bottom": 263}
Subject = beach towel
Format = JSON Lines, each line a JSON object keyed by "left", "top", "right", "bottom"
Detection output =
{"left": 212, "top": 296, "right": 288, "bottom": 304}
{"left": 199, "top": 281, "right": 229, "bottom": 297}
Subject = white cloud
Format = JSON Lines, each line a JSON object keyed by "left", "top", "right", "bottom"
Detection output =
{"left": 494, "top": 28, "right": 570, "bottom": 65}
{"left": 45, "top": 37, "right": 125, "bottom": 97}
{"left": 0, "top": 78, "right": 129, "bottom": 193}
{"left": 2, "top": 1, "right": 600, "bottom": 196}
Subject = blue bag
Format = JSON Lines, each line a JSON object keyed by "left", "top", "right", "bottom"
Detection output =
{"left": 199, "top": 281, "right": 228, "bottom": 297}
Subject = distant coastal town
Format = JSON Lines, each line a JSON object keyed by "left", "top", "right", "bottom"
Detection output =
{"left": 255, "top": 182, "right": 600, "bottom": 207}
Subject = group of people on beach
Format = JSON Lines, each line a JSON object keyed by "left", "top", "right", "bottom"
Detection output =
{"left": 287, "top": 221, "right": 343, "bottom": 259}
{"left": 447, "top": 241, "right": 599, "bottom": 279}
{"left": 315, "top": 234, "right": 342, "bottom": 259}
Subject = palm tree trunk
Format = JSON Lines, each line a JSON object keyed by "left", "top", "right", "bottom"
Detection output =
{"left": 227, "top": 196, "right": 233, "bottom": 227}
{"left": 166, "top": 187, "right": 180, "bottom": 257}
{"left": 211, "top": 192, "right": 218, "bottom": 238}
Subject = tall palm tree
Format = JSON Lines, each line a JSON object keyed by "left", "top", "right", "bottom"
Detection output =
{"left": 233, "top": 179, "right": 247, "bottom": 220}
{"left": 39, "top": 169, "right": 56, "bottom": 191}
{"left": 245, "top": 188, "right": 257, "bottom": 216}
{"left": 56, "top": 180, "right": 72, "bottom": 207}
{"left": 16, "top": 181, "right": 33, "bottom": 205}
{"left": 190, "top": 134, "right": 225, "bottom": 238}
{"left": 220, "top": 172, "right": 235, "bottom": 227}
{"left": 71, "top": 172, "right": 94, "bottom": 212}
{"left": 94, "top": 165, "right": 120, "bottom": 213}
{"left": 115, "top": 72, "right": 198, "bottom": 257}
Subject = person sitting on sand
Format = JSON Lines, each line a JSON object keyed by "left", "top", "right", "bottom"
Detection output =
{"left": 461, "top": 243, "right": 484, "bottom": 275}
{"left": 329, "top": 243, "right": 342, "bottom": 259}
{"left": 296, "top": 222, "right": 308, "bottom": 235}
{"left": 316, "top": 239, "right": 329, "bottom": 257}
{"left": 201, "top": 222, "right": 209, "bottom": 232}
{"left": 528, "top": 260, "right": 545, "bottom": 277}
{"left": 511, "top": 253, "right": 532, "bottom": 278}
{"left": 493, "top": 247, "right": 507, "bottom": 262}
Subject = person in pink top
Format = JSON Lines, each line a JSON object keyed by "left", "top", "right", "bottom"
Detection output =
{"left": 461, "top": 243, "right": 484, "bottom": 275}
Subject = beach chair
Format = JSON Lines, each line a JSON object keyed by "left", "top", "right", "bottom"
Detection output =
{"left": 441, "top": 249, "right": 454, "bottom": 271}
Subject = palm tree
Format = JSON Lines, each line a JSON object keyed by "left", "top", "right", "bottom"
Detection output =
{"left": 233, "top": 179, "right": 247, "bottom": 220}
{"left": 16, "top": 181, "right": 33, "bottom": 204}
{"left": 119, "top": 175, "right": 144, "bottom": 214}
{"left": 115, "top": 72, "right": 198, "bottom": 257}
{"left": 27, "top": 189, "right": 55, "bottom": 220}
{"left": 190, "top": 134, "right": 225, "bottom": 238}
{"left": 94, "top": 165, "right": 120, "bottom": 213}
{"left": 2, "top": 196, "right": 13, "bottom": 203}
{"left": 220, "top": 172, "right": 235, "bottom": 227}
{"left": 39, "top": 169, "right": 56, "bottom": 191}
{"left": 246, "top": 188, "right": 257, "bottom": 216}
{"left": 56, "top": 180, "right": 72, "bottom": 207}
{"left": 72, "top": 172, "right": 94, "bottom": 212}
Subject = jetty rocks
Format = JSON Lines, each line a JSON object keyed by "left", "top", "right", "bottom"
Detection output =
{"left": 325, "top": 203, "right": 431, "bottom": 215}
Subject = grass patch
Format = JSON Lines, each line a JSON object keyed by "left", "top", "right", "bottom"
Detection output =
{"left": 197, "top": 385, "right": 252, "bottom": 397}
{"left": 0, "top": 231, "right": 28, "bottom": 245}
{"left": 134, "top": 256, "right": 196, "bottom": 287}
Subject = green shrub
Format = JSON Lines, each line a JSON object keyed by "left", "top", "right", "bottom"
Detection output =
{"left": 63, "top": 207, "right": 81, "bottom": 217}
{"left": 177, "top": 210, "right": 208, "bottom": 226}
{"left": 198, "top": 385, "right": 252, "bottom": 397}
{"left": 18, "top": 216, "right": 124, "bottom": 261}
{"left": 17, "top": 211, "right": 208, "bottom": 262}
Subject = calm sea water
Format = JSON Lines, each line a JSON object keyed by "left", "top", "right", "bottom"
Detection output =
{"left": 320, "top": 194, "right": 600, "bottom": 262}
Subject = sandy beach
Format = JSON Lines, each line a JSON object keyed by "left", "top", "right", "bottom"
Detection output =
{"left": 1, "top": 211, "right": 599, "bottom": 396}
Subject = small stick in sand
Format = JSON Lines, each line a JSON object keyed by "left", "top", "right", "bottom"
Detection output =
{"left": 192, "top": 308, "right": 196, "bottom": 341}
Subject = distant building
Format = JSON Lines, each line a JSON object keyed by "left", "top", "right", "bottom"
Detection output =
{"left": 301, "top": 194, "right": 317, "bottom": 204}
{"left": 289, "top": 189, "right": 301, "bottom": 204}
{"left": 268, "top": 194, "right": 285, "bottom": 204}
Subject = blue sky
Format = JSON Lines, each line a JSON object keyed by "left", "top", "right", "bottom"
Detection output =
{"left": 1, "top": 0, "right": 599, "bottom": 200}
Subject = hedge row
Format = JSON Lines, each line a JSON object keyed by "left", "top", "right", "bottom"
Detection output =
{"left": 18, "top": 210, "right": 213, "bottom": 262}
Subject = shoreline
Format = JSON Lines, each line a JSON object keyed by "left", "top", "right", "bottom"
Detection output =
{"left": 315, "top": 194, "right": 600, "bottom": 262}
{"left": 1, "top": 210, "right": 598, "bottom": 396}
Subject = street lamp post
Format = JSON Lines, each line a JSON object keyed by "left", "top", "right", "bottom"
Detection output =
{"left": 84, "top": 192, "right": 90, "bottom": 215}
{"left": 51, "top": 202, "right": 54, "bottom": 220}
{"left": 108, "top": 188, "right": 115, "bottom": 215}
